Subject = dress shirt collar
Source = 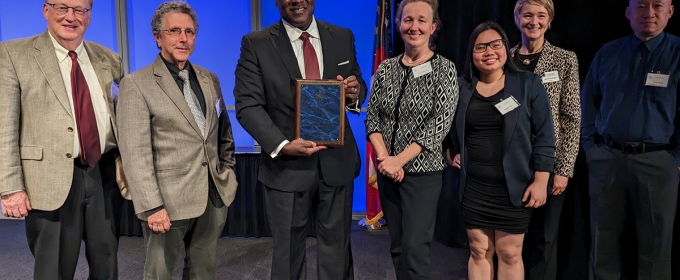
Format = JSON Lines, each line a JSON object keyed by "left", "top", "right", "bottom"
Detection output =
{"left": 631, "top": 32, "right": 666, "bottom": 52}
{"left": 282, "top": 17, "right": 320, "bottom": 42}
{"left": 160, "top": 54, "right": 194, "bottom": 80}
{"left": 48, "top": 31, "right": 86, "bottom": 64}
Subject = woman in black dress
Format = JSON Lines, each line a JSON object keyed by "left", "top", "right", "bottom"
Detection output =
{"left": 448, "top": 21, "right": 555, "bottom": 280}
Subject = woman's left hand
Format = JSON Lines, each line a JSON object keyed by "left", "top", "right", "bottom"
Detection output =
{"left": 522, "top": 180, "right": 548, "bottom": 208}
{"left": 377, "top": 156, "right": 404, "bottom": 178}
{"left": 551, "top": 174, "right": 569, "bottom": 195}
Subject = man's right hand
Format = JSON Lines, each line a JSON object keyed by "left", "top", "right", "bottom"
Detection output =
{"left": 1, "top": 191, "right": 31, "bottom": 218}
{"left": 281, "top": 139, "right": 326, "bottom": 157}
{"left": 147, "top": 209, "right": 171, "bottom": 233}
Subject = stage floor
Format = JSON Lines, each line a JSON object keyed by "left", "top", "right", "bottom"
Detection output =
{"left": 0, "top": 219, "right": 468, "bottom": 280}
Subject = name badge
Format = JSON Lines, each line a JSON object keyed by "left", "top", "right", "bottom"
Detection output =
{"left": 645, "top": 72, "right": 670, "bottom": 87}
{"left": 542, "top": 71, "right": 560, "bottom": 83}
{"left": 412, "top": 61, "right": 433, "bottom": 78}
{"left": 494, "top": 96, "right": 521, "bottom": 115}
{"left": 215, "top": 98, "right": 223, "bottom": 118}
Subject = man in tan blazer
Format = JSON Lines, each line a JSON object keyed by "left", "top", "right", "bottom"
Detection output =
{"left": 116, "top": 2, "right": 237, "bottom": 279}
{"left": 0, "top": 0, "right": 124, "bottom": 279}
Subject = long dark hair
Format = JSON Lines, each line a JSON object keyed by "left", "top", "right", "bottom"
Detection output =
{"left": 462, "top": 21, "right": 521, "bottom": 82}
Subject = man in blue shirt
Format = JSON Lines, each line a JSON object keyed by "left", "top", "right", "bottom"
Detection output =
{"left": 581, "top": 0, "right": 679, "bottom": 279}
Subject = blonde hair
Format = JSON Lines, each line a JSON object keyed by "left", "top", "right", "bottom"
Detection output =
{"left": 513, "top": 0, "right": 555, "bottom": 29}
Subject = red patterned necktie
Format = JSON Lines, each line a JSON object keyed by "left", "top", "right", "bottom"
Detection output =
{"left": 68, "top": 51, "right": 101, "bottom": 168}
{"left": 300, "top": 32, "right": 320, "bottom": 79}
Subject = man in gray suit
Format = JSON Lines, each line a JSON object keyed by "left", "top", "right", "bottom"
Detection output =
{"left": 0, "top": 0, "right": 124, "bottom": 279}
{"left": 116, "top": 1, "right": 237, "bottom": 279}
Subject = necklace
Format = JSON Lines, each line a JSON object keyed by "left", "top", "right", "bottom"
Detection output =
{"left": 478, "top": 73, "right": 505, "bottom": 97}
{"left": 403, "top": 51, "right": 434, "bottom": 66}
{"left": 517, "top": 43, "right": 544, "bottom": 65}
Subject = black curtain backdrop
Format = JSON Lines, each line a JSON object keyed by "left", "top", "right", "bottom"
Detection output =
{"left": 390, "top": 0, "right": 680, "bottom": 279}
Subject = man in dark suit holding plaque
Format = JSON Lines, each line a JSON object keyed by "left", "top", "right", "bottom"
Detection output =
{"left": 233, "top": 0, "right": 366, "bottom": 279}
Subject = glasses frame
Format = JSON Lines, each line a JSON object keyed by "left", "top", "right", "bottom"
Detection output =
{"left": 45, "top": 3, "right": 91, "bottom": 17}
{"left": 473, "top": 39, "right": 505, "bottom": 53}
{"left": 160, "top": 28, "right": 198, "bottom": 38}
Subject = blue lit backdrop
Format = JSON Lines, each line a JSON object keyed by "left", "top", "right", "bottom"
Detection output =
{"left": 0, "top": 0, "right": 376, "bottom": 212}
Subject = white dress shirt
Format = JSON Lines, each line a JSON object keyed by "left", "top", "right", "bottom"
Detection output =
{"left": 49, "top": 32, "right": 116, "bottom": 157}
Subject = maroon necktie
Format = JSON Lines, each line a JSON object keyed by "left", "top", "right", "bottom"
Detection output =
{"left": 69, "top": 51, "right": 101, "bottom": 168}
{"left": 300, "top": 32, "right": 320, "bottom": 79}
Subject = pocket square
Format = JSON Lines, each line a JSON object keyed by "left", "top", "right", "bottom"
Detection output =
{"left": 337, "top": 60, "right": 350, "bottom": 66}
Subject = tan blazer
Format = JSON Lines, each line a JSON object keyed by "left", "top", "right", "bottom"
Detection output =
{"left": 0, "top": 31, "right": 123, "bottom": 211}
{"left": 116, "top": 56, "right": 237, "bottom": 221}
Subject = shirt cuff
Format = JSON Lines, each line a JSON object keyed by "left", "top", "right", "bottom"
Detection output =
{"left": 1, "top": 190, "right": 24, "bottom": 197}
{"left": 346, "top": 101, "right": 360, "bottom": 113}
{"left": 271, "top": 140, "right": 289, "bottom": 158}
{"left": 144, "top": 205, "right": 165, "bottom": 217}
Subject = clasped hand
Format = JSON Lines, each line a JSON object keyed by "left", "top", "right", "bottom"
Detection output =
{"left": 377, "top": 156, "right": 405, "bottom": 182}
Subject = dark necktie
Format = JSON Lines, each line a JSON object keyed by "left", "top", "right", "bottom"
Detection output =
{"left": 300, "top": 32, "right": 320, "bottom": 79}
{"left": 68, "top": 51, "right": 101, "bottom": 168}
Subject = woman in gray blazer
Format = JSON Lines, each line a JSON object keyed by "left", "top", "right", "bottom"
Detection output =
{"left": 448, "top": 21, "right": 555, "bottom": 280}
{"left": 509, "top": 1, "right": 581, "bottom": 279}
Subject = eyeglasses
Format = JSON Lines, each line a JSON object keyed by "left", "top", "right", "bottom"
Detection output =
{"left": 161, "top": 28, "right": 198, "bottom": 38}
{"left": 45, "top": 3, "right": 90, "bottom": 17}
{"left": 473, "top": 39, "right": 504, "bottom": 53}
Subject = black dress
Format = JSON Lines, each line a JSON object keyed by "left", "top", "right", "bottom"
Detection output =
{"left": 461, "top": 89, "right": 532, "bottom": 234}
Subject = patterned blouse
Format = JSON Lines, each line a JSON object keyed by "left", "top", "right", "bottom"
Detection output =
{"left": 366, "top": 54, "right": 459, "bottom": 173}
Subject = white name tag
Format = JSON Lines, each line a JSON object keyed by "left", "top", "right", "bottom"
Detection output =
{"left": 542, "top": 71, "right": 560, "bottom": 83}
{"left": 412, "top": 61, "right": 433, "bottom": 78}
{"left": 494, "top": 96, "right": 521, "bottom": 115}
{"left": 645, "top": 72, "right": 670, "bottom": 87}
{"left": 215, "top": 98, "right": 223, "bottom": 118}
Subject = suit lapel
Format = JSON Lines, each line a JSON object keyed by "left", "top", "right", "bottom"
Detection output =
{"left": 317, "top": 21, "right": 337, "bottom": 79}
{"left": 270, "top": 21, "right": 302, "bottom": 81}
{"left": 503, "top": 72, "right": 520, "bottom": 152}
{"left": 34, "top": 31, "right": 72, "bottom": 117}
{"left": 152, "top": 57, "right": 203, "bottom": 137}
{"left": 533, "top": 40, "right": 554, "bottom": 79}
{"left": 196, "top": 67, "right": 215, "bottom": 137}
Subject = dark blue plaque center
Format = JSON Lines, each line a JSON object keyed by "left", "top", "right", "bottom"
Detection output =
{"left": 299, "top": 84, "right": 341, "bottom": 142}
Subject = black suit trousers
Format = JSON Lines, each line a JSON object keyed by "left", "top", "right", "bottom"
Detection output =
{"left": 378, "top": 171, "right": 443, "bottom": 280}
{"left": 25, "top": 152, "right": 123, "bottom": 280}
{"left": 524, "top": 175, "right": 567, "bottom": 280}
{"left": 264, "top": 169, "right": 354, "bottom": 280}
{"left": 587, "top": 145, "right": 678, "bottom": 280}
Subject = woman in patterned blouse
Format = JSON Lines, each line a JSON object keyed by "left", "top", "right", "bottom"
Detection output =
{"left": 509, "top": 1, "right": 581, "bottom": 279}
{"left": 365, "top": 0, "right": 458, "bottom": 278}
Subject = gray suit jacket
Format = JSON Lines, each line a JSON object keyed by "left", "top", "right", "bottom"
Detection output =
{"left": 0, "top": 31, "right": 123, "bottom": 211}
{"left": 117, "top": 56, "right": 237, "bottom": 221}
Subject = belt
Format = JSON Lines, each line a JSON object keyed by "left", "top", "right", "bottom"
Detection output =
{"left": 601, "top": 139, "right": 672, "bottom": 154}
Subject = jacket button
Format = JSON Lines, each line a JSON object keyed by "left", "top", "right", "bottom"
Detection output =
{"left": 67, "top": 127, "right": 73, "bottom": 132}
{"left": 204, "top": 140, "right": 208, "bottom": 145}
{"left": 66, "top": 153, "right": 72, "bottom": 158}
{"left": 202, "top": 162, "right": 208, "bottom": 167}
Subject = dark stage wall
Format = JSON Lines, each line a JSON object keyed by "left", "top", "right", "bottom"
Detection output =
{"left": 389, "top": 0, "right": 680, "bottom": 279}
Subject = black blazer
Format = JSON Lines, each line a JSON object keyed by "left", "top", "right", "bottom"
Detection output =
{"left": 449, "top": 71, "right": 555, "bottom": 207}
{"left": 234, "top": 20, "right": 367, "bottom": 191}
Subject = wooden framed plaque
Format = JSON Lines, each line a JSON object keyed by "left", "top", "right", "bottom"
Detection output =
{"left": 294, "top": 79, "right": 345, "bottom": 147}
